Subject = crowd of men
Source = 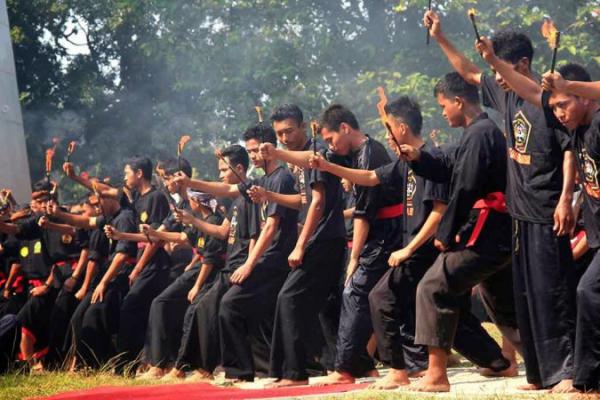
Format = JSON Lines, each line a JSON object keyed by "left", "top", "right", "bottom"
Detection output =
{"left": 1, "top": 10, "right": 600, "bottom": 396}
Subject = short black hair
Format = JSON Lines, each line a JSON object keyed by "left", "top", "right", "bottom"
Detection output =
{"left": 221, "top": 144, "right": 249, "bottom": 171}
{"left": 320, "top": 104, "right": 360, "bottom": 132}
{"left": 163, "top": 157, "right": 192, "bottom": 178}
{"left": 385, "top": 96, "right": 423, "bottom": 135}
{"left": 558, "top": 63, "right": 591, "bottom": 83}
{"left": 491, "top": 29, "right": 534, "bottom": 64}
{"left": 126, "top": 156, "right": 153, "bottom": 181}
{"left": 270, "top": 104, "right": 304, "bottom": 126}
{"left": 32, "top": 179, "right": 53, "bottom": 192}
{"left": 242, "top": 123, "right": 277, "bottom": 145}
{"left": 434, "top": 72, "right": 480, "bottom": 105}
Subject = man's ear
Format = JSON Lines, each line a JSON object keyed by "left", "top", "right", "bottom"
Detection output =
{"left": 516, "top": 57, "right": 530, "bottom": 74}
{"left": 455, "top": 96, "right": 465, "bottom": 110}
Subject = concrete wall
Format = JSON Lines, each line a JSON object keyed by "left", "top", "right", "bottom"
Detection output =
{"left": 0, "top": 0, "right": 31, "bottom": 204}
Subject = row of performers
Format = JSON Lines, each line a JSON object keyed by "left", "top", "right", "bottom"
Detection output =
{"left": 1, "top": 12, "right": 600, "bottom": 394}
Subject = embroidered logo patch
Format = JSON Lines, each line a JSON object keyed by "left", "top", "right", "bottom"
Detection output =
{"left": 512, "top": 111, "right": 532, "bottom": 153}
{"left": 34, "top": 241, "right": 42, "bottom": 254}
{"left": 61, "top": 234, "right": 73, "bottom": 244}
{"left": 228, "top": 207, "right": 238, "bottom": 245}
{"left": 581, "top": 148, "right": 600, "bottom": 199}
{"left": 406, "top": 170, "right": 417, "bottom": 216}
{"left": 197, "top": 237, "right": 205, "bottom": 249}
{"left": 140, "top": 211, "right": 149, "bottom": 223}
{"left": 20, "top": 246, "right": 29, "bottom": 258}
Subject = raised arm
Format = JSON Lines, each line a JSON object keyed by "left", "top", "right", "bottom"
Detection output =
{"left": 260, "top": 143, "right": 313, "bottom": 169}
{"left": 309, "top": 153, "right": 380, "bottom": 187}
{"left": 426, "top": 10, "right": 482, "bottom": 85}
{"left": 543, "top": 72, "right": 600, "bottom": 100}
{"left": 174, "top": 209, "right": 230, "bottom": 240}
{"left": 174, "top": 173, "right": 240, "bottom": 198}
{"left": 247, "top": 187, "right": 303, "bottom": 210}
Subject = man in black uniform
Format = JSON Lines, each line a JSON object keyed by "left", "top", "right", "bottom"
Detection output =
{"left": 398, "top": 73, "right": 513, "bottom": 392}
{"left": 247, "top": 104, "right": 346, "bottom": 387}
{"left": 478, "top": 56, "right": 600, "bottom": 394}
{"left": 138, "top": 189, "right": 226, "bottom": 379}
{"left": 261, "top": 104, "right": 404, "bottom": 385}
{"left": 165, "top": 144, "right": 260, "bottom": 382}
{"left": 104, "top": 156, "right": 171, "bottom": 373}
{"left": 425, "top": 11, "right": 576, "bottom": 392}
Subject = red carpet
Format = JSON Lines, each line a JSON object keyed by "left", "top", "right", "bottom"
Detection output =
{"left": 37, "top": 382, "right": 369, "bottom": 400}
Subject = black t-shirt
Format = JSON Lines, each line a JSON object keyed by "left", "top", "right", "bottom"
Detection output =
{"left": 96, "top": 208, "right": 138, "bottom": 261}
{"left": 185, "top": 212, "right": 227, "bottom": 269}
{"left": 0, "top": 234, "right": 19, "bottom": 273}
{"left": 241, "top": 166, "right": 299, "bottom": 269}
{"left": 19, "top": 238, "right": 50, "bottom": 281}
{"left": 87, "top": 228, "right": 110, "bottom": 263}
{"left": 481, "top": 73, "right": 571, "bottom": 223}
{"left": 332, "top": 136, "right": 403, "bottom": 254}
{"left": 343, "top": 190, "right": 356, "bottom": 241}
{"left": 223, "top": 196, "right": 260, "bottom": 273}
{"left": 292, "top": 138, "right": 346, "bottom": 246}
{"left": 543, "top": 94, "right": 600, "bottom": 248}
{"left": 411, "top": 113, "right": 507, "bottom": 247}
{"left": 376, "top": 145, "right": 449, "bottom": 248}
{"left": 162, "top": 198, "right": 191, "bottom": 233}
{"left": 133, "top": 187, "right": 170, "bottom": 261}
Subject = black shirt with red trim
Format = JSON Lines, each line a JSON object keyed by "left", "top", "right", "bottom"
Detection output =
{"left": 185, "top": 212, "right": 227, "bottom": 269}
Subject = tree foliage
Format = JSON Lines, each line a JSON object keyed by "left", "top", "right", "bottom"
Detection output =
{"left": 7, "top": 0, "right": 600, "bottom": 201}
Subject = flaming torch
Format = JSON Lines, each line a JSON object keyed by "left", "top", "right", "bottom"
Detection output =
{"left": 66, "top": 141, "right": 77, "bottom": 163}
{"left": 426, "top": 0, "right": 432, "bottom": 45}
{"left": 376, "top": 86, "right": 400, "bottom": 150}
{"left": 541, "top": 17, "right": 561, "bottom": 73}
{"left": 310, "top": 120, "right": 319, "bottom": 155}
{"left": 255, "top": 106, "right": 267, "bottom": 171}
{"left": 177, "top": 135, "right": 192, "bottom": 173}
{"left": 45, "top": 137, "right": 60, "bottom": 185}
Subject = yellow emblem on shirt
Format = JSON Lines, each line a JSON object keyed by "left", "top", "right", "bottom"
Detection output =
{"left": 197, "top": 237, "right": 205, "bottom": 249}
{"left": 20, "top": 246, "right": 29, "bottom": 258}
{"left": 140, "top": 211, "right": 149, "bottom": 223}
{"left": 61, "top": 234, "right": 73, "bottom": 244}
{"left": 33, "top": 241, "right": 42, "bottom": 254}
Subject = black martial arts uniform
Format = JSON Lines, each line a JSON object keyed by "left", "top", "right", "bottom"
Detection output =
{"left": 15, "top": 214, "right": 85, "bottom": 361}
{"left": 0, "top": 234, "right": 25, "bottom": 317}
{"left": 411, "top": 113, "right": 513, "bottom": 373}
{"left": 333, "top": 136, "right": 404, "bottom": 377}
{"left": 481, "top": 74, "right": 576, "bottom": 388}
{"left": 162, "top": 198, "right": 194, "bottom": 282}
{"left": 269, "top": 139, "right": 346, "bottom": 382}
{"left": 116, "top": 187, "right": 171, "bottom": 371}
{"left": 144, "top": 211, "right": 226, "bottom": 369}
{"left": 174, "top": 195, "right": 260, "bottom": 373}
{"left": 368, "top": 147, "right": 448, "bottom": 374}
{"left": 543, "top": 98, "right": 600, "bottom": 391}
{"left": 219, "top": 166, "right": 299, "bottom": 381}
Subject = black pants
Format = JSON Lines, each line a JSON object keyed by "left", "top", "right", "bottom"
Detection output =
{"left": 574, "top": 249, "right": 600, "bottom": 390}
{"left": 78, "top": 269, "right": 130, "bottom": 368}
{"left": 219, "top": 262, "right": 287, "bottom": 381}
{"left": 168, "top": 247, "right": 194, "bottom": 284}
{"left": 335, "top": 248, "right": 389, "bottom": 377}
{"left": 269, "top": 238, "right": 345, "bottom": 381}
{"left": 145, "top": 265, "right": 207, "bottom": 368}
{"left": 117, "top": 259, "right": 170, "bottom": 371}
{"left": 512, "top": 219, "right": 576, "bottom": 388}
{"left": 175, "top": 271, "right": 232, "bottom": 372}
{"left": 16, "top": 287, "right": 58, "bottom": 357}
{"left": 368, "top": 246, "right": 437, "bottom": 372}
{"left": 415, "top": 214, "right": 512, "bottom": 363}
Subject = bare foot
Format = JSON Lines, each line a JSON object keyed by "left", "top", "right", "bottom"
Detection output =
{"left": 311, "top": 371, "right": 355, "bottom": 386}
{"left": 408, "top": 370, "right": 426, "bottom": 378}
{"left": 185, "top": 369, "right": 214, "bottom": 383}
{"left": 160, "top": 368, "right": 185, "bottom": 381}
{"left": 406, "top": 371, "right": 450, "bottom": 393}
{"left": 30, "top": 362, "right": 46, "bottom": 375}
{"left": 368, "top": 369, "right": 410, "bottom": 390}
{"left": 136, "top": 366, "right": 164, "bottom": 380}
{"left": 551, "top": 379, "right": 578, "bottom": 393}
{"left": 264, "top": 379, "right": 309, "bottom": 388}
{"left": 479, "top": 360, "right": 518, "bottom": 378}
{"left": 517, "top": 383, "right": 544, "bottom": 391}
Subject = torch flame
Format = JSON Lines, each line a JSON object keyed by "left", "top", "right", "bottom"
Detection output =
{"left": 376, "top": 86, "right": 389, "bottom": 126}
{"left": 310, "top": 121, "right": 319, "bottom": 139}
{"left": 45, "top": 147, "right": 56, "bottom": 174}
{"left": 468, "top": 8, "right": 476, "bottom": 17}
{"left": 541, "top": 18, "right": 560, "bottom": 49}
{"left": 177, "top": 135, "right": 192, "bottom": 156}
{"left": 254, "top": 106, "right": 264, "bottom": 123}
{"left": 67, "top": 141, "right": 77, "bottom": 155}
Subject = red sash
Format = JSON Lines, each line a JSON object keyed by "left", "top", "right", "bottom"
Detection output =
{"left": 466, "top": 192, "right": 507, "bottom": 247}
{"left": 376, "top": 204, "right": 404, "bottom": 220}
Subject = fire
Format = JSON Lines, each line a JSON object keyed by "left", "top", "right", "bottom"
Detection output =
{"left": 310, "top": 121, "right": 318, "bottom": 139}
{"left": 468, "top": 8, "right": 476, "bottom": 17}
{"left": 541, "top": 17, "right": 559, "bottom": 48}
{"left": 254, "top": 106, "right": 264, "bottom": 123}
{"left": 67, "top": 141, "right": 77, "bottom": 155}
{"left": 178, "top": 135, "right": 192, "bottom": 156}
{"left": 376, "top": 86, "right": 389, "bottom": 124}
{"left": 45, "top": 147, "right": 56, "bottom": 173}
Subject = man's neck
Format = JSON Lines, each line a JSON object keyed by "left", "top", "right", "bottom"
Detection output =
{"left": 582, "top": 104, "right": 600, "bottom": 126}
{"left": 349, "top": 130, "right": 368, "bottom": 152}
{"left": 403, "top": 134, "right": 425, "bottom": 149}
{"left": 296, "top": 135, "right": 309, "bottom": 151}
{"left": 463, "top": 105, "right": 484, "bottom": 128}
{"left": 138, "top": 180, "right": 152, "bottom": 196}
{"left": 264, "top": 160, "right": 279, "bottom": 175}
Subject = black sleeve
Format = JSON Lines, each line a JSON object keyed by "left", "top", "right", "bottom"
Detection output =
{"left": 76, "top": 229, "right": 90, "bottom": 249}
{"left": 16, "top": 216, "right": 42, "bottom": 241}
{"left": 436, "top": 133, "right": 491, "bottom": 246}
{"left": 201, "top": 215, "right": 227, "bottom": 266}
{"left": 374, "top": 160, "right": 402, "bottom": 188}
{"left": 422, "top": 179, "right": 450, "bottom": 205}
{"left": 1, "top": 236, "right": 20, "bottom": 265}
{"left": 410, "top": 147, "right": 454, "bottom": 183}
{"left": 87, "top": 229, "right": 106, "bottom": 261}
{"left": 265, "top": 173, "right": 297, "bottom": 219}
{"left": 237, "top": 178, "right": 258, "bottom": 203}
{"left": 161, "top": 211, "right": 180, "bottom": 232}
{"left": 481, "top": 73, "right": 506, "bottom": 114}
{"left": 147, "top": 192, "right": 171, "bottom": 229}
{"left": 113, "top": 214, "right": 138, "bottom": 256}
